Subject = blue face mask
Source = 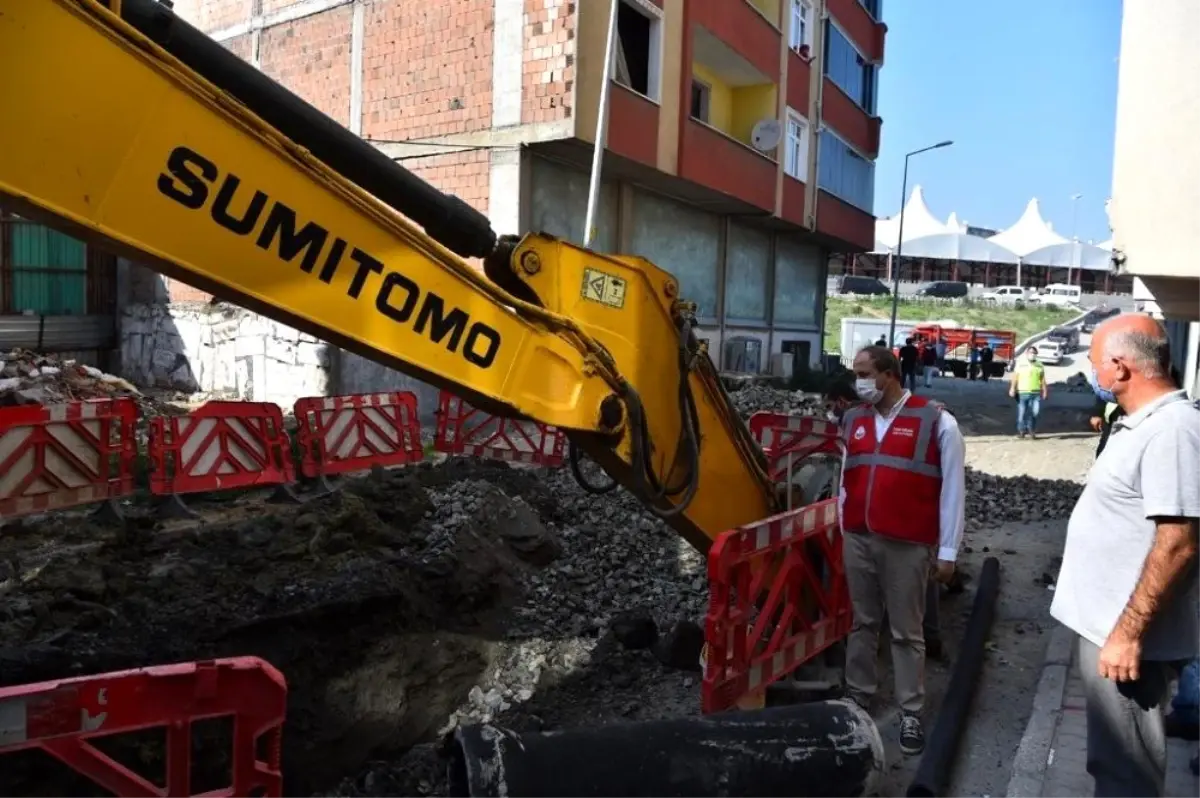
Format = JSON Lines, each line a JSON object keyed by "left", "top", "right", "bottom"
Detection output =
{"left": 1089, "top": 367, "right": 1117, "bottom": 404}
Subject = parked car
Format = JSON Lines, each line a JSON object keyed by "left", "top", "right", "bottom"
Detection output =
{"left": 914, "top": 280, "right": 970, "bottom": 299}
{"left": 1035, "top": 339, "right": 1064, "bottom": 365}
{"left": 1081, "top": 305, "right": 1121, "bottom": 333}
{"left": 1046, "top": 326, "right": 1081, "bottom": 353}
{"left": 1029, "top": 283, "right": 1082, "bottom": 308}
{"left": 836, "top": 275, "right": 891, "bottom": 296}
{"left": 981, "top": 285, "right": 1029, "bottom": 305}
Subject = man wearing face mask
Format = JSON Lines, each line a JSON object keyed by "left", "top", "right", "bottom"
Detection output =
{"left": 838, "top": 345, "right": 966, "bottom": 756}
{"left": 1050, "top": 314, "right": 1199, "bottom": 797}
{"left": 1009, "top": 346, "right": 1048, "bottom": 439}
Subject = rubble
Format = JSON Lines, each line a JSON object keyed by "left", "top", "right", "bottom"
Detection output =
{"left": 728, "top": 383, "right": 823, "bottom": 417}
{"left": 0, "top": 348, "right": 184, "bottom": 416}
{"left": 1062, "top": 371, "right": 1094, "bottom": 393}
{"left": 964, "top": 469, "right": 1083, "bottom": 532}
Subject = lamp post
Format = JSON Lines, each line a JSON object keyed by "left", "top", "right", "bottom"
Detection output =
{"left": 1068, "top": 192, "right": 1082, "bottom": 285}
{"left": 887, "top": 140, "right": 954, "bottom": 345}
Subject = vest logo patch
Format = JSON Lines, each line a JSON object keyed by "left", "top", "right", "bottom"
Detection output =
{"left": 853, "top": 426, "right": 867, "bottom": 440}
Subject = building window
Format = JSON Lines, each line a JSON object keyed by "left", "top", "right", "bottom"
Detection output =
{"left": 613, "top": 0, "right": 663, "bottom": 101}
{"left": 690, "top": 79, "right": 712, "bottom": 123}
{"left": 784, "top": 110, "right": 809, "bottom": 182}
{"left": 817, "top": 130, "right": 875, "bottom": 214}
{"left": 858, "top": 0, "right": 882, "bottom": 20}
{"left": 789, "top": 0, "right": 813, "bottom": 53}
{"left": 822, "top": 21, "right": 877, "bottom": 113}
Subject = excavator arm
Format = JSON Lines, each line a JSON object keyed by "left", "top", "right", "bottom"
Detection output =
{"left": 0, "top": 0, "right": 780, "bottom": 551}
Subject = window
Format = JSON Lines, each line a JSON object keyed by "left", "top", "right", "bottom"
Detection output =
{"left": 822, "top": 21, "right": 877, "bottom": 113}
{"left": 784, "top": 110, "right": 809, "bottom": 182}
{"left": 858, "top": 0, "right": 882, "bottom": 20}
{"left": 789, "top": 0, "right": 813, "bottom": 52}
{"left": 817, "top": 130, "right": 876, "bottom": 213}
{"left": 690, "top": 79, "right": 711, "bottom": 123}
{"left": 630, "top": 190, "right": 720, "bottom": 318}
{"left": 725, "top": 222, "right": 770, "bottom": 322}
{"left": 613, "top": 0, "right": 662, "bottom": 100}
{"left": 774, "top": 236, "right": 822, "bottom": 327}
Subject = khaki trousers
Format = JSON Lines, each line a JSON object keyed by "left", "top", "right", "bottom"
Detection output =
{"left": 842, "top": 530, "right": 934, "bottom": 713}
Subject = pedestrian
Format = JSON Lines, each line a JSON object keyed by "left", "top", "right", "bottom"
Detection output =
{"left": 979, "top": 342, "right": 994, "bottom": 382}
{"left": 921, "top": 341, "right": 939, "bottom": 388}
{"left": 1050, "top": 314, "right": 1200, "bottom": 797}
{"left": 898, "top": 337, "right": 919, "bottom": 392}
{"left": 839, "top": 345, "right": 966, "bottom": 756}
{"left": 1009, "top": 346, "right": 1048, "bottom": 439}
{"left": 876, "top": 335, "right": 887, "bottom": 347}
{"left": 823, "top": 376, "right": 860, "bottom": 425}
{"left": 968, "top": 344, "right": 980, "bottom": 380}
{"left": 935, "top": 335, "right": 948, "bottom": 373}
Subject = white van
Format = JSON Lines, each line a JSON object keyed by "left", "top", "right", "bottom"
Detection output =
{"left": 981, "top": 285, "right": 1029, "bottom": 305}
{"left": 1031, "top": 283, "right": 1082, "bottom": 308}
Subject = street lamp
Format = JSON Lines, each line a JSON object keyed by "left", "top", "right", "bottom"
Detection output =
{"left": 887, "top": 140, "right": 954, "bottom": 345}
{"left": 1068, "top": 192, "right": 1083, "bottom": 285}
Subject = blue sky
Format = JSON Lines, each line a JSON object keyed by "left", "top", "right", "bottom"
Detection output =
{"left": 874, "top": 0, "right": 1122, "bottom": 243}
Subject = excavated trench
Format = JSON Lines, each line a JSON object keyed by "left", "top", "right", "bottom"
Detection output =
{"left": 0, "top": 459, "right": 570, "bottom": 796}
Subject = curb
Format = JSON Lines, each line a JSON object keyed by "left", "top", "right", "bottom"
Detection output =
{"left": 1005, "top": 624, "right": 1075, "bottom": 797}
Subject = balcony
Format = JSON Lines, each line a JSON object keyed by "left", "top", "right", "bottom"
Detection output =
{"left": 822, "top": 78, "right": 881, "bottom": 156}
{"left": 607, "top": 82, "right": 660, "bottom": 168}
{"left": 827, "top": 0, "right": 886, "bottom": 63}
{"left": 815, "top": 190, "right": 875, "bottom": 251}
{"left": 681, "top": 120, "right": 777, "bottom": 211}
{"left": 690, "top": 1, "right": 781, "bottom": 82}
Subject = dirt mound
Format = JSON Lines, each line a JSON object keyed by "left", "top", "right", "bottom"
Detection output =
{"left": 0, "top": 460, "right": 560, "bottom": 796}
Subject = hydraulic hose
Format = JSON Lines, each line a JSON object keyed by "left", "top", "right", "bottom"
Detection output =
{"left": 116, "top": 0, "right": 498, "bottom": 259}
{"left": 450, "top": 700, "right": 885, "bottom": 797}
{"left": 907, "top": 556, "right": 1002, "bottom": 797}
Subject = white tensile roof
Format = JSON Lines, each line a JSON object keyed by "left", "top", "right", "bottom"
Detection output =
{"left": 987, "top": 198, "right": 1069, "bottom": 256}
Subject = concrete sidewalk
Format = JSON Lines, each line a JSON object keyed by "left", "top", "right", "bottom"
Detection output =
{"left": 1007, "top": 625, "right": 1200, "bottom": 797}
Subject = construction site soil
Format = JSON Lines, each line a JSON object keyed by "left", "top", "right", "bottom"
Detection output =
{"left": 0, "top": 458, "right": 710, "bottom": 796}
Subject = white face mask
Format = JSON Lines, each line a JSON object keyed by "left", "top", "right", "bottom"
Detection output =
{"left": 855, "top": 378, "right": 883, "bottom": 405}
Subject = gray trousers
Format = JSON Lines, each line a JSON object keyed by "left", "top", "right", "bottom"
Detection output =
{"left": 1077, "top": 635, "right": 1173, "bottom": 797}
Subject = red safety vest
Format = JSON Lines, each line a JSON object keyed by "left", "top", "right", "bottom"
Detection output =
{"left": 840, "top": 395, "right": 943, "bottom": 545}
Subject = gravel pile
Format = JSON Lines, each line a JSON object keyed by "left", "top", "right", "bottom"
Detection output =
{"left": 963, "top": 469, "right": 1083, "bottom": 532}
{"left": 728, "top": 383, "right": 824, "bottom": 417}
{"left": 0, "top": 348, "right": 185, "bottom": 417}
{"left": 1062, "top": 372, "right": 1094, "bottom": 393}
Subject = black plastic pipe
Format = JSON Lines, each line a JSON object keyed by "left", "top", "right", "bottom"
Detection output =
{"left": 117, "top": 0, "right": 498, "bottom": 259}
{"left": 449, "top": 699, "right": 885, "bottom": 798}
{"left": 907, "top": 556, "right": 1002, "bottom": 798}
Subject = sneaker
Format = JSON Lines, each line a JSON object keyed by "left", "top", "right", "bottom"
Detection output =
{"left": 900, "top": 713, "right": 925, "bottom": 756}
{"left": 1017, "top": 431, "right": 1026, "bottom": 439}
{"left": 846, "top": 691, "right": 872, "bottom": 713}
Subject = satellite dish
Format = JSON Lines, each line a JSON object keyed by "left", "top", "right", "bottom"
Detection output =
{"left": 750, "top": 119, "right": 782, "bottom": 152}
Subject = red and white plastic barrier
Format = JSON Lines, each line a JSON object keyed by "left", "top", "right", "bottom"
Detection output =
{"left": 433, "top": 390, "right": 566, "bottom": 467}
{"left": 702, "top": 499, "right": 851, "bottom": 714}
{"left": 0, "top": 398, "right": 138, "bottom": 521}
{"left": 0, "top": 657, "right": 287, "bottom": 797}
{"left": 148, "top": 401, "right": 295, "bottom": 499}
{"left": 293, "top": 391, "right": 423, "bottom": 481}
{"left": 748, "top": 411, "right": 843, "bottom": 488}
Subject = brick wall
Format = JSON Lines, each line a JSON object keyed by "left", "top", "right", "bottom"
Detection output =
{"left": 259, "top": 5, "right": 353, "bottom": 126}
{"left": 522, "top": 0, "right": 575, "bottom": 125}
{"left": 172, "top": 0, "right": 252, "bottom": 33}
{"left": 403, "top": 150, "right": 491, "bottom": 215}
{"left": 223, "top": 32, "right": 253, "bottom": 61}
{"left": 360, "top": 1, "right": 495, "bottom": 142}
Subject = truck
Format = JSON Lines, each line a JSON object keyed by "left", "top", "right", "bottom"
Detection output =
{"left": 839, "top": 317, "right": 918, "bottom": 360}
{"left": 1108, "top": 0, "right": 1200, "bottom": 394}
{"left": 910, "top": 324, "right": 1017, "bottom": 379}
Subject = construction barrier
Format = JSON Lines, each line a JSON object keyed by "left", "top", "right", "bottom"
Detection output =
{"left": 0, "top": 398, "right": 138, "bottom": 522}
{"left": 702, "top": 499, "right": 851, "bottom": 714}
{"left": 293, "top": 391, "right": 423, "bottom": 483}
{"left": 434, "top": 390, "right": 567, "bottom": 467}
{"left": 148, "top": 401, "right": 297, "bottom": 514}
{"left": 0, "top": 657, "right": 287, "bottom": 797}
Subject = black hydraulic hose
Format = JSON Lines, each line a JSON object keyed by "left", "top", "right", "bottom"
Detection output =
{"left": 907, "top": 556, "right": 1002, "bottom": 798}
{"left": 117, "top": 0, "right": 498, "bottom": 259}
{"left": 449, "top": 699, "right": 885, "bottom": 798}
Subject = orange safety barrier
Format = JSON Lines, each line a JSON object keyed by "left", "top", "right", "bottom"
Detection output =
{"left": 148, "top": 401, "right": 297, "bottom": 516}
{"left": 294, "top": 392, "right": 423, "bottom": 486}
{"left": 747, "top": 412, "right": 843, "bottom": 487}
{"left": 0, "top": 657, "right": 286, "bottom": 797}
{"left": 702, "top": 499, "right": 851, "bottom": 714}
{"left": 0, "top": 398, "right": 138, "bottom": 522}
{"left": 433, "top": 391, "right": 566, "bottom": 467}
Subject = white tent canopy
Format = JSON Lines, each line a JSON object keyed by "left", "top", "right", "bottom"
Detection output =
{"left": 987, "top": 199, "right": 1069, "bottom": 256}
{"left": 1021, "top": 241, "right": 1113, "bottom": 270}
{"left": 945, "top": 212, "right": 965, "bottom": 233}
{"left": 874, "top": 185, "right": 953, "bottom": 248}
{"left": 894, "top": 233, "right": 1021, "bottom": 264}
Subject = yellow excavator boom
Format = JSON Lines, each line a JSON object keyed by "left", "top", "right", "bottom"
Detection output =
{"left": 0, "top": 0, "right": 780, "bottom": 552}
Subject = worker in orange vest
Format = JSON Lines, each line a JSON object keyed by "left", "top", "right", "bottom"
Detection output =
{"left": 838, "top": 345, "right": 966, "bottom": 757}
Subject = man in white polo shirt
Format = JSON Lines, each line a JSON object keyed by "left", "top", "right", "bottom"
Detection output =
{"left": 1051, "top": 314, "right": 1200, "bottom": 797}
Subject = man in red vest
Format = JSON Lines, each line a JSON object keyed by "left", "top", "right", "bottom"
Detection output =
{"left": 839, "top": 345, "right": 966, "bottom": 756}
